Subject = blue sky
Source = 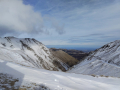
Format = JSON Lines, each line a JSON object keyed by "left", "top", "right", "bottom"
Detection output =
{"left": 0, "top": 0, "right": 120, "bottom": 48}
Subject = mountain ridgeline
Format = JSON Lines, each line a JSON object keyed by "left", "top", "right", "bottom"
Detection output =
{"left": 0, "top": 37, "right": 120, "bottom": 90}
{"left": 68, "top": 40, "right": 120, "bottom": 77}
{"left": 0, "top": 37, "right": 120, "bottom": 77}
{"left": 0, "top": 37, "right": 78, "bottom": 71}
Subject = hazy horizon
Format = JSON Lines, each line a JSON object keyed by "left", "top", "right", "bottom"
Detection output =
{"left": 46, "top": 45, "right": 98, "bottom": 52}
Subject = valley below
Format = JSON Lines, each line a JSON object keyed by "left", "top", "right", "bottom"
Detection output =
{"left": 50, "top": 48, "right": 89, "bottom": 61}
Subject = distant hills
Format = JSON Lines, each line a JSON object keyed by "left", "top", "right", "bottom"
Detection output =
{"left": 50, "top": 48, "right": 89, "bottom": 61}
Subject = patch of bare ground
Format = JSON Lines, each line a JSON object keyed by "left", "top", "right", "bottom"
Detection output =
{"left": 50, "top": 49, "right": 79, "bottom": 68}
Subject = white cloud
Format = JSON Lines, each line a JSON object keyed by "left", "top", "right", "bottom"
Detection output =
{"left": 41, "top": 0, "right": 120, "bottom": 46}
{"left": 0, "top": 0, "right": 43, "bottom": 33}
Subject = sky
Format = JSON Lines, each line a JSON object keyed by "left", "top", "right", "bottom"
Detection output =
{"left": 0, "top": 0, "right": 120, "bottom": 48}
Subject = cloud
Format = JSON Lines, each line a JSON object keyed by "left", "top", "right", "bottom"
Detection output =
{"left": 51, "top": 19, "right": 65, "bottom": 35}
{"left": 68, "top": 33, "right": 116, "bottom": 43}
{"left": 0, "top": 0, "right": 43, "bottom": 34}
{"left": 30, "top": 0, "right": 120, "bottom": 46}
{"left": 0, "top": 0, "right": 64, "bottom": 36}
{"left": 43, "top": 16, "right": 65, "bottom": 35}
{"left": 0, "top": 0, "right": 119, "bottom": 47}
{"left": 46, "top": 0, "right": 120, "bottom": 45}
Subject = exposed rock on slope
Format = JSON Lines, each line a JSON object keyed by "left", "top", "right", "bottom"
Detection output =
{"left": 0, "top": 37, "right": 77, "bottom": 71}
{"left": 50, "top": 48, "right": 89, "bottom": 61}
{"left": 68, "top": 40, "right": 120, "bottom": 77}
{"left": 50, "top": 49, "right": 79, "bottom": 67}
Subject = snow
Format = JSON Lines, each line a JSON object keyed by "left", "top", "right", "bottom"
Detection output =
{"left": 0, "top": 37, "right": 69, "bottom": 71}
{"left": 68, "top": 60, "right": 120, "bottom": 77}
{"left": 0, "top": 60, "right": 120, "bottom": 90}
{"left": 68, "top": 40, "right": 120, "bottom": 77}
{"left": 0, "top": 38, "right": 120, "bottom": 89}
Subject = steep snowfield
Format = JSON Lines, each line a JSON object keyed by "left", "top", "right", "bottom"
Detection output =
{"left": 68, "top": 40, "right": 120, "bottom": 77}
{"left": 0, "top": 60, "right": 120, "bottom": 90}
{"left": 0, "top": 37, "right": 70, "bottom": 71}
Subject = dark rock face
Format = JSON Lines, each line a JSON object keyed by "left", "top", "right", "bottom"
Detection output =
{"left": 50, "top": 48, "right": 89, "bottom": 61}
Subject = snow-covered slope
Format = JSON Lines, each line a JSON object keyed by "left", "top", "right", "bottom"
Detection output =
{"left": 68, "top": 40, "right": 120, "bottom": 77}
{"left": 0, "top": 37, "right": 71, "bottom": 71}
{"left": 0, "top": 60, "right": 120, "bottom": 90}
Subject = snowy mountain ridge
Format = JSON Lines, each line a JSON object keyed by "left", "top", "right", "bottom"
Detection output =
{"left": 0, "top": 37, "right": 73, "bottom": 71}
{"left": 68, "top": 40, "right": 120, "bottom": 77}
